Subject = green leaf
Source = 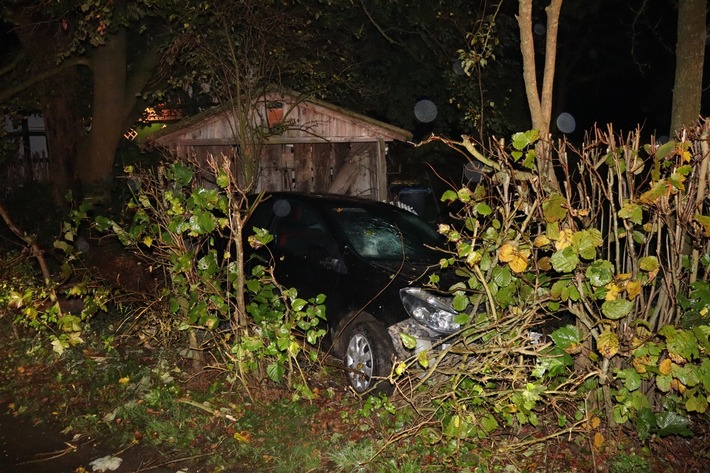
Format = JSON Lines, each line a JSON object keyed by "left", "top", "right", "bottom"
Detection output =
{"left": 602, "top": 299, "right": 634, "bottom": 320}
{"left": 491, "top": 265, "right": 513, "bottom": 287}
{"left": 618, "top": 202, "right": 644, "bottom": 225}
{"left": 216, "top": 171, "right": 230, "bottom": 188}
{"left": 443, "top": 414, "right": 473, "bottom": 439}
{"left": 632, "top": 230, "right": 647, "bottom": 244}
{"left": 533, "top": 352, "right": 571, "bottom": 378}
{"left": 660, "top": 325, "right": 700, "bottom": 361}
{"left": 673, "top": 364, "right": 700, "bottom": 387}
{"left": 400, "top": 332, "right": 417, "bottom": 350}
{"left": 511, "top": 129, "right": 539, "bottom": 150}
{"left": 266, "top": 362, "right": 285, "bottom": 383}
{"left": 695, "top": 215, "right": 710, "bottom": 237}
{"left": 573, "top": 229, "right": 602, "bottom": 260}
{"left": 693, "top": 326, "right": 710, "bottom": 353}
{"left": 441, "top": 190, "right": 458, "bottom": 202}
{"left": 167, "top": 163, "right": 193, "bottom": 186}
{"left": 639, "top": 256, "right": 659, "bottom": 272}
{"left": 549, "top": 325, "right": 581, "bottom": 351}
{"left": 480, "top": 414, "right": 499, "bottom": 433}
{"left": 551, "top": 277, "right": 573, "bottom": 299}
{"left": 656, "top": 373, "right": 672, "bottom": 392}
{"left": 615, "top": 368, "right": 642, "bottom": 391}
{"left": 475, "top": 202, "right": 492, "bottom": 216}
{"left": 291, "top": 298, "right": 308, "bottom": 312}
{"left": 636, "top": 408, "right": 655, "bottom": 441}
{"left": 700, "top": 359, "right": 710, "bottom": 392}
{"left": 550, "top": 247, "right": 579, "bottom": 273}
{"left": 655, "top": 411, "right": 692, "bottom": 437}
{"left": 453, "top": 293, "right": 469, "bottom": 311}
{"left": 586, "top": 259, "right": 614, "bottom": 287}
{"left": 639, "top": 180, "right": 670, "bottom": 204}
{"left": 655, "top": 140, "right": 677, "bottom": 159}
{"left": 546, "top": 221, "right": 560, "bottom": 241}
{"left": 686, "top": 393, "right": 708, "bottom": 413}
{"left": 417, "top": 350, "right": 429, "bottom": 368}
{"left": 542, "top": 193, "right": 568, "bottom": 223}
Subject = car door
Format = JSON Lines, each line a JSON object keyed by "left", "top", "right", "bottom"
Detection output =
{"left": 265, "top": 197, "right": 348, "bottom": 314}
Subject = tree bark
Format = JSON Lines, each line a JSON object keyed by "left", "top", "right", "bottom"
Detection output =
{"left": 76, "top": 27, "right": 128, "bottom": 201}
{"left": 8, "top": 10, "right": 86, "bottom": 206}
{"left": 517, "top": 0, "right": 563, "bottom": 191}
{"left": 670, "top": 0, "right": 707, "bottom": 134}
{"left": 43, "top": 70, "right": 83, "bottom": 206}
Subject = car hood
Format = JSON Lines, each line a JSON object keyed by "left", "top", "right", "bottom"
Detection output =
{"left": 365, "top": 259, "right": 457, "bottom": 291}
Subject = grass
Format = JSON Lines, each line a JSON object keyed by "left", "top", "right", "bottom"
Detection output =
{"left": 0, "top": 315, "right": 377, "bottom": 471}
{"left": 1, "top": 307, "right": 707, "bottom": 472}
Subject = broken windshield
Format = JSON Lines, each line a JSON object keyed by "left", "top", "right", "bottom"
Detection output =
{"left": 327, "top": 205, "right": 443, "bottom": 262}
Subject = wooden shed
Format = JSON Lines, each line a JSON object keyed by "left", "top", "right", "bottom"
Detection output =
{"left": 147, "top": 91, "right": 412, "bottom": 200}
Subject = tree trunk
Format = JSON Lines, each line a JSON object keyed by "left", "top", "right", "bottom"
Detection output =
{"left": 670, "top": 0, "right": 707, "bottom": 134}
{"left": 10, "top": 12, "right": 84, "bottom": 206}
{"left": 43, "top": 71, "right": 82, "bottom": 206}
{"left": 517, "top": 0, "right": 563, "bottom": 191}
{"left": 77, "top": 28, "right": 129, "bottom": 202}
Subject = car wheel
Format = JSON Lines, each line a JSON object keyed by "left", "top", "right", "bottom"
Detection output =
{"left": 342, "top": 321, "right": 396, "bottom": 395}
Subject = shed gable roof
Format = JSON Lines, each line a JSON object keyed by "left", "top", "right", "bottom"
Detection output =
{"left": 148, "top": 91, "right": 412, "bottom": 147}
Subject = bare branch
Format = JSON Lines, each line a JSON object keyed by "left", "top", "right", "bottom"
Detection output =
{"left": 0, "top": 55, "right": 90, "bottom": 104}
{"left": 0, "top": 50, "right": 27, "bottom": 78}
{"left": 359, "top": 0, "right": 404, "bottom": 47}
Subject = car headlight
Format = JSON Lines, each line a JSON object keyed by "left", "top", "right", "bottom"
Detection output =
{"left": 399, "top": 287, "right": 460, "bottom": 334}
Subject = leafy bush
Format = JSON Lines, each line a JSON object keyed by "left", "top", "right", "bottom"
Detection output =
{"left": 0, "top": 252, "right": 111, "bottom": 354}
{"left": 394, "top": 124, "right": 710, "bottom": 446}
{"left": 88, "top": 157, "right": 326, "bottom": 396}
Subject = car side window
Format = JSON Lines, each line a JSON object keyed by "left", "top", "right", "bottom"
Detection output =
{"left": 272, "top": 200, "right": 337, "bottom": 258}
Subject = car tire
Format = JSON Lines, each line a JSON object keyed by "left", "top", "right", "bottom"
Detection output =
{"left": 341, "top": 320, "right": 396, "bottom": 395}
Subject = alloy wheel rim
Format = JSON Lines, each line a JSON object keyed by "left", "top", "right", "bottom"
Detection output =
{"left": 345, "top": 333, "right": 373, "bottom": 391}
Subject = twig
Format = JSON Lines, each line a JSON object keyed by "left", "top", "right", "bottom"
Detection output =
{"left": 0, "top": 200, "right": 63, "bottom": 317}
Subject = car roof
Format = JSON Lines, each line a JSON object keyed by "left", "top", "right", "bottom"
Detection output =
{"left": 256, "top": 192, "right": 402, "bottom": 211}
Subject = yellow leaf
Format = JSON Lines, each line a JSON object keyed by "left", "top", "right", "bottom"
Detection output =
{"left": 534, "top": 234, "right": 550, "bottom": 247}
{"left": 598, "top": 330, "right": 619, "bottom": 359}
{"left": 497, "top": 243, "right": 530, "bottom": 273}
{"left": 417, "top": 351, "right": 429, "bottom": 369}
{"left": 234, "top": 431, "right": 252, "bottom": 443}
{"left": 604, "top": 283, "right": 621, "bottom": 301}
{"left": 593, "top": 432, "right": 605, "bottom": 449}
{"left": 498, "top": 242, "right": 516, "bottom": 262}
{"left": 671, "top": 378, "right": 686, "bottom": 394}
{"left": 508, "top": 250, "right": 530, "bottom": 274}
{"left": 555, "top": 228, "right": 574, "bottom": 250}
{"left": 118, "top": 376, "right": 130, "bottom": 384}
{"left": 589, "top": 416, "right": 601, "bottom": 429}
{"left": 394, "top": 362, "right": 407, "bottom": 376}
{"left": 632, "top": 356, "right": 648, "bottom": 374}
{"left": 626, "top": 280, "right": 642, "bottom": 300}
{"left": 466, "top": 250, "right": 481, "bottom": 267}
{"left": 143, "top": 236, "right": 153, "bottom": 248}
{"left": 659, "top": 358, "right": 672, "bottom": 375}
